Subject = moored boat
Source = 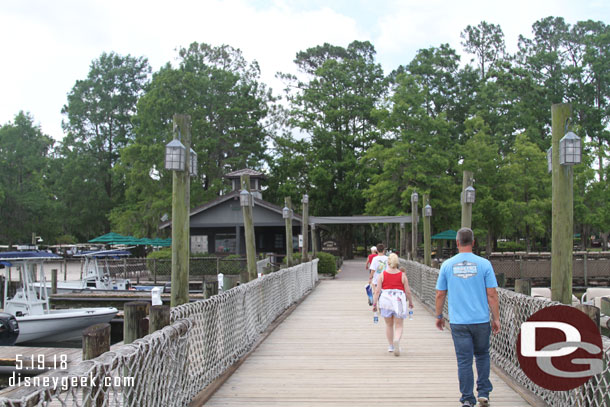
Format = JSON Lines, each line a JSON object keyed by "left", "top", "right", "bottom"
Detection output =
{"left": 1, "top": 251, "right": 118, "bottom": 344}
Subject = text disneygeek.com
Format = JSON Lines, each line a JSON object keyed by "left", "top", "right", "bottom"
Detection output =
{"left": 9, "top": 373, "right": 135, "bottom": 390}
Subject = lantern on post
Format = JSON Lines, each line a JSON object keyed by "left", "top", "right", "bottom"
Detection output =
{"left": 164, "top": 139, "right": 186, "bottom": 171}
{"left": 464, "top": 186, "right": 476, "bottom": 204}
{"left": 559, "top": 131, "right": 581, "bottom": 166}
{"left": 547, "top": 146, "right": 553, "bottom": 173}
{"left": 282, "top": 206, "right": 291, "bottom": 219}
{"left": 411, "top": 191, "right": 419, "bottom": 203}
{"left": 189, "top": 148, "right": 197, "bottom": 176}
{"left": 302, "top": 194, "right": 309, "bottom": 204}
{"left": 424, "top": 204, "right": 432, "bottom": 217}
{"left": 240, "top": 189, "right": 252, "bottom": 207}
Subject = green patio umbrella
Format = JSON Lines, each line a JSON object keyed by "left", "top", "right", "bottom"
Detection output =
{"left": 88, "top": 232, "right": 128, "bottom": 244}
{"left": 431, "top": 230, "right": 457, "bottom": 240}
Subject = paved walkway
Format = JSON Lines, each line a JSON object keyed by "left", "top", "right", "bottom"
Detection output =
{"left": 204, "top": 259, "right": 531, "bottom": 406}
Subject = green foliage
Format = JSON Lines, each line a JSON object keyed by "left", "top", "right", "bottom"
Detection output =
{"left": 55, "top": 234, "right": 78, "bottom": 244}
{"left": 146, "top": 249, "right": 172, "bottom": 260}
{"left": 274, "top": 41, "right": 386, "bottom": 216}
{"left": 111, "top": 43, "right": 274, "bottom": 236}
{"left": 0, "top": 112, "right": 56, "bottom": 245}
{"left": 59, "top": 52, "right": 151, "bottom": 240}
{"left": 496, "top": 240, "right": 526, "bottom": 252}
{"left": 316, "top": 252, "right": 337, "bottom": 276}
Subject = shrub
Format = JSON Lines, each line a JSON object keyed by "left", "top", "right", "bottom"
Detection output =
{"left": 316, "top": 252, "right": 337, "bottom": 276}
{"left": 147, "top": 249, "right": 172, "bottom": 260}
{"left": 497, "top": 241, "right": 526, "bottom": 252}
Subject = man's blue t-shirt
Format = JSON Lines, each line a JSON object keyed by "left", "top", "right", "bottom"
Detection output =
{"left": 436, "top": 252, "right": 498, "bottom": 324}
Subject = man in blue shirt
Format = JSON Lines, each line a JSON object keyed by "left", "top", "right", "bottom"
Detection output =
{"left": 435, "top": 228, "right": 500, "bottom": 407}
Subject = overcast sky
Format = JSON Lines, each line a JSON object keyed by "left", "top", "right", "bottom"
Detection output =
{"left": 1, "top": 0, "right": 608, "bottom": 141}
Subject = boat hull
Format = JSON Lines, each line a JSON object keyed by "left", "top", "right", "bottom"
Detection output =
{"left": 15, "top": 308, "right": 118, "bottom": 344}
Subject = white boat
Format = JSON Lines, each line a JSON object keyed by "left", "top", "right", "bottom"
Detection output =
{"left": 32, "top": 249, "right": 138, "bottom": 293}
{"left": 1, "top": 251, "right": 118, "bottom": 344}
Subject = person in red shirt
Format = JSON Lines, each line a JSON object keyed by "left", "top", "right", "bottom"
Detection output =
{"left": 372, "top": 253, "right": 414, "bottom": 356}
{"left": 365, "top": 246, "right": 378, "bottom": 272}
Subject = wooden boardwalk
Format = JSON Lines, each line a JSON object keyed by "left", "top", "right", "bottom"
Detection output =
{"left": 205, "top": 260, "right": 532, "bottom": 406}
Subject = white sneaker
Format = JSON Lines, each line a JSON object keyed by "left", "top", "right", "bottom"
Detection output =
{"left": 393, "top": 340, "right": 400, "bottom": 356}
{"left": 387, "top": 345, "right": 394, "bottom": 352}
{"left": 477, "top": 397, "right": 489, "bottom": 407}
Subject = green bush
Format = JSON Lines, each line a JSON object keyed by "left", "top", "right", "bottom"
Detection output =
{"left": 497, "top": 241, "right": 526, "bottom": 252}
{"left": 316, "top": 252, "right": 337, "bottom": 276}
{"left": 147, "top": 249, "right": 172, "bottom": 260}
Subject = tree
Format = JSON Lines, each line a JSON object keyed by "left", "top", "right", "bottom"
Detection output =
{"left": 501, "top": 133, "right": 551, "bottom": 251}
{"left": 59, "top": 52, "right": 150, "bottom": 239}
{"left": 111, "top": 43, "right": 274, "bottom": 236}
{"left": 462, "top": 116, "right": 509, "bottom": 254}
{"left": 0, "top": 112, "right": 56, "bottom": 245}
{"left": 279, "top": 41, "right": 387, "bottom": 216}
{"left": 461, "top": 21, "right": 506, "bottom": 79}
{"left": 275, "top": 40, "right": 387, "bottom": 257}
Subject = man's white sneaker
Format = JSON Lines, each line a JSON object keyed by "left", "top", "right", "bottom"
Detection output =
{"left": 477, "top": 397, "right": 489, "bottom": 407}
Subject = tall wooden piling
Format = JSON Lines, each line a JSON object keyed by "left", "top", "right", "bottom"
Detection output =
{"left": 51, "top": 269, "right": 58, "bottom": 294}
{"left": 240, "top": 174, "right": 257, "bottom": 282}
{"left": 170, "top": 114, "right": 191, "bottom": 307}
{"left": 550, "top": 103, "right": 573, "bottom": 304}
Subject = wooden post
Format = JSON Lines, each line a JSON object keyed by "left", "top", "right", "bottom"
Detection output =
{"left": 518, "top": 255, "right": 523, "bottom": 278}
{"left": 423, "top": 194, "right": 431, "bottom": 267}
{"left": 575, "top": 304, "right": 600, "bottom": 332}
{"left": 82, "top": 323, "right": 111, "bottom": 407}
{"left": 150, "top": 305, "right": 170, "bottom": 332}
{"left": 153, "top": 258, "right": 157, "bottom": 284}
{"left": 284, "top": 197, "right": 293, "bottom": 266}
{"left": 63, "top": 260, "right": 67, "bottom": 281}
{"left": 600, "top": 297, "right": 610, "bottom": 318}
{"left": 302, "top": 195, "right": 309, "bottom": 263}
{"left": 583, "top": 252, "right": 588, "bottom": 286}
{"left": 223, "top": 275, "right": 239, "bottom": 290}
{"left": 51, "top": 269, "right": 58, "bottom": 295}
{"left": 399, "top": 223, "right": 405, "bottom": 258}
{"left": 240, "top": 174, "right": 257, "bottom": 282}
{"left": 461, "top": 171, "right": 474, "bottom": 229}
{"left": 83, "top": 323, "right": 111, "bottom": 360}
{"left": 411, "top": 193, "right": 419, "bottom": 261}
{"left": 204, "top": 280, "right": 218, "bottom": 298}
{"left": 514, "top": 279, "right": 531, "bottom": 296}
{"left": 495, "top": 273, "right": 506, "bottom": 288}
{"left": 551, "top": 103, "right": 573, "bottom": 304}
{"left": 171, "top": 114, "right": 191, "bottom": 307}
{"left": 124, "top": 301, "right": 149, "bottom": 344}
{"left": 311, "top": 223, "right": 318, "bottom": 259}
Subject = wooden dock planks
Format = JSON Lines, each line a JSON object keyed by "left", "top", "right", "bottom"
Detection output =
{"left": 204, "top": 279, "right": 532, "bottom": 406}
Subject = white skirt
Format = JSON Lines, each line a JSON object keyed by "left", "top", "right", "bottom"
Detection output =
{"left": 379, "top": 289, "right": 407, "bottom": 319}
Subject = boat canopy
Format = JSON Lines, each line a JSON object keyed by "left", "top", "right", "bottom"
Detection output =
{"left": 76, "top": 249, "right": 132, "bottom": 258}
{"left": 0, "top": 251, "right": 62, "bottom": 263}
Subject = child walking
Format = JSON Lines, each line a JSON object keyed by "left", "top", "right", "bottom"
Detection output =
{"left": 372, "top": 253, "right": 414, "bottom": 356}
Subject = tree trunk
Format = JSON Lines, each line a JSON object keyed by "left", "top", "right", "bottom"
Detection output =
{"left": 385, "top": 225, "right": 390, "bottom": 250}
{"left": 486, "top": 231, "right": 493, "bottom": 258}
{"left": 602, "top": 232, "right": 609, "bottom": 251}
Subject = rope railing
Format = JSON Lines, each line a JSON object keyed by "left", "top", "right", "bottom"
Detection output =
{"left": 400, "top": 258, "right": 610, "bottom": 407}
{"left": 0, "top": 259, "right": 319, "bottom": 406}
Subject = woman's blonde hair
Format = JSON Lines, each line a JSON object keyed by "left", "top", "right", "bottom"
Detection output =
{"left": 388, "top": 253, "right": 399, "bottom": 268}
